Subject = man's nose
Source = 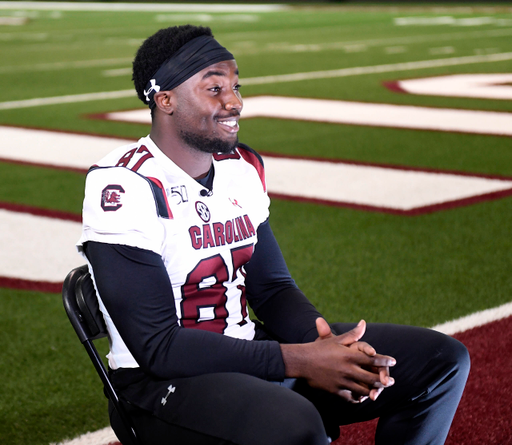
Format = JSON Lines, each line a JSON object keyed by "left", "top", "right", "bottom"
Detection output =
{"left": 224, "top": 92, "right": 243, "bottom": 112}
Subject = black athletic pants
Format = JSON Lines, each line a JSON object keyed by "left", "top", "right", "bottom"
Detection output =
{"left": 109, "top": 323, "right": 470, "bottom": 445}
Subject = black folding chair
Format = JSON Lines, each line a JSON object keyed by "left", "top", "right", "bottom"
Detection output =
{"left": 62, "top": 264, "right": 142, "bottom": 445}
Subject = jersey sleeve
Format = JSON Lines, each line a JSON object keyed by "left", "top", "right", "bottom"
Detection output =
{"left": 79, "top": 166, "right": 165, "bottom": 254}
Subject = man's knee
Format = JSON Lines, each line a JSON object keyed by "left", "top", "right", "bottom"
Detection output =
{"left": 271, "top": 394, "right": 328, "bottom": 445}
{"left": 438, "top": 334, "right": 470, "bottom": 387}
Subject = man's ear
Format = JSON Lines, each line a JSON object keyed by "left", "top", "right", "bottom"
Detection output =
{"left": 153, "top": 91, "right": 175, "bottom": 115}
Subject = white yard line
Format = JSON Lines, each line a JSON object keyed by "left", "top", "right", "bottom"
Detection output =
{"left": 387, "top": 73, "right": 512, "bottom": 100}
{"left": 263, "top": 156, "right": 512, "bottom": 210}
{"left": 2, "top": 51, "right": 512, "bottom": 110}
{"left": 431, "top": 301, "right": 512, "bottom": 336}
{"left": 0, "top": 58, "right": 133, "bottom": 74}
{"left": 0, "top": 90, "right": 134, "bottom": 110}
{"left": 50, "top": 426, "right": 118, "bottom": 445}
{"left": 0, "top": 2, "right": 288, "bottom": 12}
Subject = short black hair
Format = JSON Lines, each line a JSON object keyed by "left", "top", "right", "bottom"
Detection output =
{"left": 132, "top": 25, "right": 213, "bottom": 105}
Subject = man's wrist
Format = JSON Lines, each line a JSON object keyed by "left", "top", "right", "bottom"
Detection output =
{"left": 280, "top": 343, "right": 309, "bottom": 379}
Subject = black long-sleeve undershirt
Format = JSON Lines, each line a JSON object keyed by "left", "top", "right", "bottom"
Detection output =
{"left": 84, "top": 221, "right": 322, "bottom": 381}
{"left": 245, "top": 221, "right": 322, "bottom": 344}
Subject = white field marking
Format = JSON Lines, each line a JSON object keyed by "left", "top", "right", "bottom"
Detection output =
{"left": 394, "top": 16, "right": 512, "bottom": 27}
{"left": 105, "top": 95, "right": 512, "bottom": 137}
{"left": 1, "top": 126, "right": 132, "bottom": 169}
{"left": 428, "top": 46, "right": 455, "bottom": 55}
{"left": 0, "top": 2, "right": 288, "bottom": 12}
{"left": 384, "top": 46, "right": 407, "bottom": 54}
{"left": 0, "top": 89, "right": 134, "bottom": 110}
{"left": 102, "top": 67, "right": 132, "bottom": 77}
{"left": 390, "top": 73, "right": 512, "bottom": 100}
{"left": 0, "top": 16, "right": 28, "bottom": 25}
{"left": 0, "top": 31, "right": 48, "bottom": 42}
{"left": 50, "top": 426, "right": 119, "bottom": 445}
{"left": 262, "top": 156, "right": 512, "bottom": 211}
{"left": 0, "top": 209, "right": 83, "bottom": 282}
{"left": 2, "top": 52, "right": 512, "bottom": 110}
{"left": 0, "top": 57, "right": 133, "bottom": 74}
{"left": 3, "top": 51, "right": 512, "bottom": 107}
{"left": 431, "top": 301, "right": 512, "bottom": 336}
{"left": 155, "top": 13, "right": 260, "bottom": 23}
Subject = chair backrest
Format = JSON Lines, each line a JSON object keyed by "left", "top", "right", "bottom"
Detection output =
{"left": 62, "top": 265, "right": 142, "bottom": 445}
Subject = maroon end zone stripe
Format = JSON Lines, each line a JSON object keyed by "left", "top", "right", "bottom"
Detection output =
{"left": 0, "top": 276, "right": 63, "bottom": 293}
{"left": 446, "top": 315, "right": 512, "bottom": 445}
{"left": 270, "top": 187, "right": 512, "bottom": 216}
{"left": 382, "top": 80, "right": 407, "bottom": 94}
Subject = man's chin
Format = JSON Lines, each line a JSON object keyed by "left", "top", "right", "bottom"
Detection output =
{"left": 181, "top": 130, "right": 238, "bottom": 155}
{"left": 216, "top": 137, "right": 239, "bottom": 155}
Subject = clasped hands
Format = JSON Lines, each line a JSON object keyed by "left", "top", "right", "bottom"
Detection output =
{"left": 312, "top": 318, "right": 396, "bottom": 403}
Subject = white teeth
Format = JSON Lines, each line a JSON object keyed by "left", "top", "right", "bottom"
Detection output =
{"left": 219, "top": 120, "right": 236, "bottom": 127}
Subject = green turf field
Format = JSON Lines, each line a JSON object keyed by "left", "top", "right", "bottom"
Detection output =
{"left": 1, "top": 3, "right": 511, "bottom": 444}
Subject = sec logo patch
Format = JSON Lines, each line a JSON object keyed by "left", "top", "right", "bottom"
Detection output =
{"left": 195, "top": 201, "right": 210, "bottom": 223}
{"left": 101, "top": 184, "right": 125, "bottom": 212}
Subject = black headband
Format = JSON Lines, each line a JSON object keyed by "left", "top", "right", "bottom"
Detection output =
{"left": 143, "top": 35, "right": 234, "bottom": 109}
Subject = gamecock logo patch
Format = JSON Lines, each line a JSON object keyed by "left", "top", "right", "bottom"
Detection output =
{"left": 101, "top": 184, "right": 125, "bottom": 212}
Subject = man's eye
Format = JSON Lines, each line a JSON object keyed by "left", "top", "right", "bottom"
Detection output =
{"left": 234, "top": 84, "right": 242, "bottom": 91}
{"left": 210, "top": 86, "right": 221, "bottom": 93}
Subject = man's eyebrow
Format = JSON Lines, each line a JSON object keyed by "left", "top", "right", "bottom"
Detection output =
{"left": 202, "top": 68, "right": 239, "bottom": 80}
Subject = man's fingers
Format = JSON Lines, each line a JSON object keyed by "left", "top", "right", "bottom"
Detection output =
{"left": 337, "top": 389, "right": 360, "bottom": 403}
{"left": 379, "top": 367, "right": 395, "bottom": 387}
{"left": 368, "top": 354, "right": 396, "bottom": 368}
{"left": 369, "top": 387, "right": 384, "bottom": 401}
{"left": 350, "top": 341, "right": 376, "bottom": 357}
{"left": 336, "top": 381, "right": 372, "bottom": 402}
{"left": 337, "top": 320, "right": 366, "bottom": 346}
{"left": 315, "top": 317, "right": 333, "bottom": 341}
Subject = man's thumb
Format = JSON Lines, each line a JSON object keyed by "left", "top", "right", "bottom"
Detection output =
{"left": 315, "top": 317, "right": 333, "bottom": 340}
{"left": 338, "top": 319, "right": 366, "bottom": 346}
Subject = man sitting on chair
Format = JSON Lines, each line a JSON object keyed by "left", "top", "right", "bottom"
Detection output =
{"left": 78, "top": 24, "right": 470, "bottom": 445}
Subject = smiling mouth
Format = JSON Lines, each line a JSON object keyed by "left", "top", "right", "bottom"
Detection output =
{"left": 216, "top": 118, "right": 240, "bottom": 133}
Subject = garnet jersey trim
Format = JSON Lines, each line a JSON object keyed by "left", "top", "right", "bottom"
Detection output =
{"left": 213, "top": 144, "right": 266, "bottom": 192}
{"left": 238, "top": 143, "right": 267, "bottom": 192}
{"left": 146, "top": 176, "right": 173, "bottom": 219}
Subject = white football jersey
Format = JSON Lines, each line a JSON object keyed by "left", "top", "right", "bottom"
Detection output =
{"left": 78, "top": 136, "right": 270, "bottom": 369}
